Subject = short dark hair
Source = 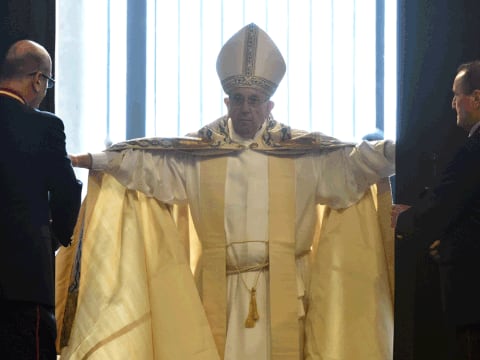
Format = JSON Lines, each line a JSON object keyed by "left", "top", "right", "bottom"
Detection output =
{"left": 457, "top": 60, "right": 480, "bottom": 95}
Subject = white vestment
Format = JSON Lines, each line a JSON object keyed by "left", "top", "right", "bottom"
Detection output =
{"left": 85, "top": 120, "right": 395, "bottom": 359}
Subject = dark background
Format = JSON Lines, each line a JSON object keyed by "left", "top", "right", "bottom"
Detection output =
{"left": 396, "top": 0, "right": 480, "bottom": 359}
{"left": 0, "top": 0, "right": 55, "bottom": 112}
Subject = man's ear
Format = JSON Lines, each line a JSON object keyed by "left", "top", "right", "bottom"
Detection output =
{"left": 473, "top": 89, "right": 480, "bottom": 101}
{"left": 31, "top": 72, "right": 42, "bottom": 93}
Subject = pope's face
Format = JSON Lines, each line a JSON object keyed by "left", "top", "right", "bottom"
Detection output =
{"left": 224, "top": 87, "right": 274, "bottom": 139}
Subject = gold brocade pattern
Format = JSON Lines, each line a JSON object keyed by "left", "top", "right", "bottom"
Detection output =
{"left": 217, "top": 23, "right": 285, "bottom": 97}
{"left": 107, "top": 117, "right": 353, "bottom": 155}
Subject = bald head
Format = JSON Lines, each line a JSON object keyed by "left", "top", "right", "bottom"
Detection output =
{"left": 0, "top": 40, "right": 51, "bottom": 80}
{"left": 0, "top": 40, "right": 53, "bottom": 108}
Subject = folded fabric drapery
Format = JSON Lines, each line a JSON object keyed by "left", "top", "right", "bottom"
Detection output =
{"left": 55, "top": 172, "right": 219, "bottom": 359}
{"left": 56, "top": 173, "right": 394, "bottom": 359}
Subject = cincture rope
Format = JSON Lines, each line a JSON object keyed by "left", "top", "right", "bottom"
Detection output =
{"left": 226, "top": 241, "right": 268, "bottom": 328}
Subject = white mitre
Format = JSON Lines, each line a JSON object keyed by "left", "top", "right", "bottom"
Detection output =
{"left": 216, "top": 23, "right": 286, "bottom": 97}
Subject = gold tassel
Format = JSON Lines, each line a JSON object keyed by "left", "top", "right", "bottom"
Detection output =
{"left": 245, "top": 288, "right": 259, "bottom": 328}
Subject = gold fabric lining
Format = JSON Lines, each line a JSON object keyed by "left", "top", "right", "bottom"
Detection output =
{"left": 198, "top": 157, "right": 228, "bottom": 358}
{"left": 55, "top": 172, "right": 219, "bottom": 359}
{"left": 268, "top": 155, "right": 301, "bottom": 358}
{"left": 304, "top": 186, "right": 394, "bottom": 359}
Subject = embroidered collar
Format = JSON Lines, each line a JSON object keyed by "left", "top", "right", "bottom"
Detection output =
{"left": 195, "top": 115, "right": 294, "bottom": 147}
{"left": 108, "top": 115, "right": 353, "bottom": 155}
{"left": 194, "top": 115, "right": 353, "bottom": 152}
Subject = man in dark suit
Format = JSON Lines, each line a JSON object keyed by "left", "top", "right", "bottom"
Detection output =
{"left": 394, "top": 60, "right": 480, "bottom": 359}
{"left": 0, "top": 40, "right": 82, "bottom": 359}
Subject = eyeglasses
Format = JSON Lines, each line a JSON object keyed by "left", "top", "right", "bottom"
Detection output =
{"left": 28, "top": 71, "right": 55, "bottom": 89}
{"left": 229, "top": 94, "right": 269, "bottom": 108}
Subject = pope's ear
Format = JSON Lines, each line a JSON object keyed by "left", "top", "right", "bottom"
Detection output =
{"left": 268, "top": 100, "right": 275, "bottom": 112}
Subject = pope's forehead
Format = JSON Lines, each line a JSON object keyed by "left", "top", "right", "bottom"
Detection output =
{"left": 229, "top": 87, "right": 268, "bottom": 97}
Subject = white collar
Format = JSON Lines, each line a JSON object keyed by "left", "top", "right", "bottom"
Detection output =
{"left": 468, "top": 121, "right": 480, "bottom": 137}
